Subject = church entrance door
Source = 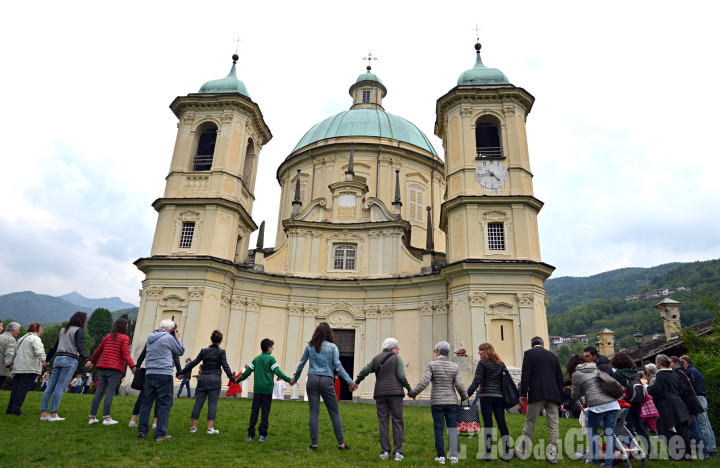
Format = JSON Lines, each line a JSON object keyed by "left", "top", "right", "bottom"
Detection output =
{"left": 332, "top": 329, "right": 355, "bottom": 401}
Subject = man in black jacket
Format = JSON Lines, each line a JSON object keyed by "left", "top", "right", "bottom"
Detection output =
{"left": 583, "top": 347, "right": 613, "bottom": 376}
{"left": 354, "top": 338, "right": 412, "bottom": 461}
{"left": 517, "top": 336, "right": 563, "bottom": 464}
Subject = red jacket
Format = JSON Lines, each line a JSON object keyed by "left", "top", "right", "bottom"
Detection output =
{"left": 91, "top": 333, "right": 135, "bottom": 372}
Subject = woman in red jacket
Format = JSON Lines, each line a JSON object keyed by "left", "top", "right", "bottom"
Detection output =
{"left": 88, "top": 318, "right": 136, "bottom": 425}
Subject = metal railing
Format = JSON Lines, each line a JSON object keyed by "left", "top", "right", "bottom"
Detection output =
{"left": 475, "top": 146, "right": 503, "bottom": 158}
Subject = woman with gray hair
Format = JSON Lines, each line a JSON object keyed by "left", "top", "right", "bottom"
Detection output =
{"left": 643, "top": 363, "right": 657, "bottom": 386}
{"left": 409, "top": 341, "right": 468, "bottom": 464}
{"left": 648, "top": 354, "right": 692, "bottom": 460}
{"left": 354, "top": 337, "right": 412, "bottom": 461}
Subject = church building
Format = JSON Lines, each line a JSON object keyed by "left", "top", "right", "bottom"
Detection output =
{"left": 129, "top": 43, "right": 555, "bottom": 400}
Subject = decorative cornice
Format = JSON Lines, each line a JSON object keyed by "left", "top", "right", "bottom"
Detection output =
{"left": 516, "top": 293, "right": 534, "bottom": 307}
{"left": 469, "top": 292, "right": 487, "bottom": 306}
{"left": 145, "top": 286, "right": 163, "bottom": 300}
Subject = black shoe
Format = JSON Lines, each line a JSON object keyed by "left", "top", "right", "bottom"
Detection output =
{"left": 307, "top": 445, "right": 318, "bottom": 451}
{"left": 137, "top": 432, "right": 146, "bottom": 440}
{"left": 338, "top": 444, "right": 351, "bottom": 451}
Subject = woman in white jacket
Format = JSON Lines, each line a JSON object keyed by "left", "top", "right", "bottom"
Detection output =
{"left": 6, "top": 322, "right": 46, "bottom": 415}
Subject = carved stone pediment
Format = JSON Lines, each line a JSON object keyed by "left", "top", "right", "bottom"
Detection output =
{"left": 161, "top": 295, "right": 186, "bottom": 308}
{"left": 318, "top": 301, "right": 364, "bottom": 320}
{"left": 366, "top": 198, "right": 398, "bottom": 222}
{"left": 486, "top": 302, "right": 516, "bottom": 317}
{"left": 293, "top": 199, "right": 329, "bottom": 222}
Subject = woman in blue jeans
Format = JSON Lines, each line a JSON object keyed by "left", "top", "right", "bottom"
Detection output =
{"left": 466, "top": 343, "right": 510, "bottom": 461}
{"left": 40, "top": 312, "right": 92, "bottom": 421}
{"left": 569, "top": 354, "right": 620, "bottom": 467}
{"left": 408, "top": 341, "right": 469, "bottom": 464}
{"left": 292, "top": 322, "right": 356, "bottom": 451}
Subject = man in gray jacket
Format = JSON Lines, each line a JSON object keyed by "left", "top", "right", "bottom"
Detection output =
{"left": 355, "top": 338, "right": 412, "bottom": 461}
{"left": 0, "top": 322, "right": 21, "bottom": 389}
{"left": 137, "top": 319, "right": 184, "bottom": 442}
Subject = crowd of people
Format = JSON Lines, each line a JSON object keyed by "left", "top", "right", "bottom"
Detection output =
{"left": 1, "top": 316, "right": 719, "bottom": 464}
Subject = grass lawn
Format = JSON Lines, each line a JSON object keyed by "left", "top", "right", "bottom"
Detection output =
{"left": 0, "top": 391, "right": 664, "bottom": 467}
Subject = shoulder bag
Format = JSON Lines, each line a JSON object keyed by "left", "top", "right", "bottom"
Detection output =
{"left": 130, "top": 367, "right": 147, "bottom": 391}
{"left": 596, "top": 370, "right": 625, "bottom": 399}
{"left": 501, "top": 363, "right": 520, "bottom": 408}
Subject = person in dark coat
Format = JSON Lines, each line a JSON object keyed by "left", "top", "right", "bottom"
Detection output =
{"left": 681, "top": 355, "right": 718, "bottom": 458}
{"left": 354, "top": 337, "right": 412, "bottom": 461}
{"left": 611, "top": 352, "right": 653, "bottom": 457}
{"left": 647, "top": 354, "right": 692, "bottom": 461}
{"left": 583, "top": 346, "right": 613, "bottom": 376}
{"left": 517, "top": 336, "right": 564, "bottom": 464}
{"left": 178, "top": 330, "right": 235, "bottom": 434}
{"left": 670, "top": 356, "right": 706, "bottom": 459}
{"left": 466, "top": 342, "right": 510, "bottom": 461}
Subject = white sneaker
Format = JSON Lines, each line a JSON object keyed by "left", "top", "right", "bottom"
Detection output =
{"left": 89, "top": 418, "right": 99, "bottom": 424}
{"left": 40, "top": 416, "right": 48, "bottom": 421}
{"left": 380, "top": 452, "right": 389, "bottom": 460}
{"left": 190, "top": 427, "right": 197, "bottom": 433}
{"left": 207, "top": 428, "right": 219, "bottom": 434}
{"left": 395, "top": 453, "right": 404, "bottom": 461}
{"left": 48, "top": 415, "right": 65, "bottom": 421}
{"left": 128, "top": 421, "right": 137, "bottom": 428}
{"left": 152, "top": 423, "right": 157, "bottom": 429}
{"left": 435, "top": 457, "right": 446, "bottom": 464}
{"left": 102, "top": 419, "right": 118, "bottom": 425}
{"left": 449, "top": 457, "right": 458, "bottom": 464}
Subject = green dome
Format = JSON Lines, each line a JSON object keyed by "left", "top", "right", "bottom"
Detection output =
{"left": 356, "top": 71, "right": 383, "bottom": 84}
{"left": 292, "top": 109, "right": 438, "bottom": 156}
{"left": 198, "top": 56, "right": 250, "bottom": 97}
{"left": 457, "top": 44, "right": 509, "bottom": 86}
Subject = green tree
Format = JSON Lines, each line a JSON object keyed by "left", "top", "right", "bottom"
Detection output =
{"left": 86, "top": 308, "right": 113, "bottom": 354}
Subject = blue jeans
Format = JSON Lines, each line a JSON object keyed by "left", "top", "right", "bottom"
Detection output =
{"left": 40, "top": 355, "right": 77, "bottom": 413}
{"left": 176, "top": 377, "right": 191, "bottom": 397}
{"left": 587, "top": 409, "right": 619, "bottom": 466}
{"left": 697, "top": 396, "right": 717, "bottom": 453}
{"left": 138, "top": 373, "right": 174, "bottom": 439}
{"left": 431, "top": 404, "right": 458, "bottom": 458}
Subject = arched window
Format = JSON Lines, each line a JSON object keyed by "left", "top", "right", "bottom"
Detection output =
{"left": 475, "top": 116, "right": 502, "bottom": 159}
{"left": 193, "top": 126, "right": 217, "bottom": 171}
{"left": 242, "top": 139, "right": 256, "bottom": 189}
{"left": 333, "top": 244, "right": 356, "bottom": 270}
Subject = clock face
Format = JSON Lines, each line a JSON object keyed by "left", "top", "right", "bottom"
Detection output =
{"left": 475, "top": 160, "right": 508, "bottom": 190}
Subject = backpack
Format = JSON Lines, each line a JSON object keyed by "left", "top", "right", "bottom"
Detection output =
{"left": 624, "top": 374, "right": 645, "bottom": 404}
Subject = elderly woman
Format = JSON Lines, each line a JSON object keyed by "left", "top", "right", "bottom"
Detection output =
{"left": 6, "top": 323, "right": 46, "bottom": 415}
{"left": 292, "top": 322, "right": 356, "bottom": 451}
{"left": 648, "top": 354, "right": 692, "bottom": 461}
{"left": 570, "top": 353, "right": 621, "bottom": 467}
{"left": 409, "top": 341, "right": 469, "bottom": 465}
{"left": 466, "top": 342, "right": 510, "bottom": 461}
{"left": 0, "top": 322, "right": 21, "bottom": 390}
{"left": 354, "top": 338, "right": 412, "bottom": 461}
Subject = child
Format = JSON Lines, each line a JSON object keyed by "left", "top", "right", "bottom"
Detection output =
{"left": 236, "top": 338, "right": 293, "bottom": 442}
{"left": 70, "top": 374, "right": 83, "bottom": 393}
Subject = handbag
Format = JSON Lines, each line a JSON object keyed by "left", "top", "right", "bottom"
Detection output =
{"left": 596, "top": 370, "right": 625, "bottom": 399}
{"left": 130, "top": 367, "right": 147, "bottom": 391}
{"left": 500, "top": 363, "right": 520, "bottom": 409}
{"left": 457, "top": 400, "right": 481, "bottom": 434}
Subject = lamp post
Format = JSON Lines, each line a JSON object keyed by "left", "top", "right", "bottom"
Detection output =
{"left": 633, "top": 330, "right": 644, "bottom": 371}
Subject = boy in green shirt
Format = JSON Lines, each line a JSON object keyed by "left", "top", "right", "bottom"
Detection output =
{"left": 237, "top": 338, "right": 293, "bottom": 441}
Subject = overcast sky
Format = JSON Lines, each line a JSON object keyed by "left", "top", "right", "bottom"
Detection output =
{"left": 1, "top": 1, "right": 718, "bottom": 305}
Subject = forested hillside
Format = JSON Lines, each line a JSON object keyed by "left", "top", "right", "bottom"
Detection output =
{"left": 548, "top": 259, "right": 720, "bottom": 349}
{"left": 545, "top": 263, "right": 681, "bottom": 315}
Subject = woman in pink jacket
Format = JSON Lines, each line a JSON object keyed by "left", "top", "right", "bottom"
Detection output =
{"left": 88, "top": 318, "right": 136, "bottom": 425}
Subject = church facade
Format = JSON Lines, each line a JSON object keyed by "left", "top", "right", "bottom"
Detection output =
{"left": 129, "top": 44, "right": 554, "bottom": 400}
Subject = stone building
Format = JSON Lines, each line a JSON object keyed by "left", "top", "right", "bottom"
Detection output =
{"left": 128, "top": 43, "right": 554, "bottom": 400}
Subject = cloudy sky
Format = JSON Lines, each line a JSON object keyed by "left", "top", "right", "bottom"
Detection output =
{"left": 1, "top": 1, "right": 718, "bottom": 305}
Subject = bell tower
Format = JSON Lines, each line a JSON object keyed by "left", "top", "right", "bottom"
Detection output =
{"left": 150, "top": 55, "right": 272, "bottom": 264}
{"left": 436, "top": 43, "right": 554, "bottom": 369}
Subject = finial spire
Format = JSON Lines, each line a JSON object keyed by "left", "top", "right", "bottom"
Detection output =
{"left": 292, "top": 169, "right": 302, "bottom": 215}
{"left": 425, "top": 206, "right": 434, "bottom": 252}
{"left": 362, "top": 52, "right": 377, "bottom": 71}
{"left": 256, "top": 221, "right": 265, "bottom": 249}
{"left": 392, "top": 169, "right": 402, "bottom": 215}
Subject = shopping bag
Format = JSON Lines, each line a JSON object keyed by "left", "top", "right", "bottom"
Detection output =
{"left": 457, "top": 400, "right": 481, "bottom": 434}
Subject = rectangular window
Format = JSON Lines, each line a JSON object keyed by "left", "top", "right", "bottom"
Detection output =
{"left": 333, "top": 244, "right": 356, "bottom": 270}
{"left": 487, "top": 223, "right": 505, "bottom": 250}
{"left": 179, "top": 222, "right": 195, "bottom": 249}
{"left": 362, "top": 90, "right": 371, "bottom": 103}
{"left": 408, "top": 187, "right": 424, "bottom": 222}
